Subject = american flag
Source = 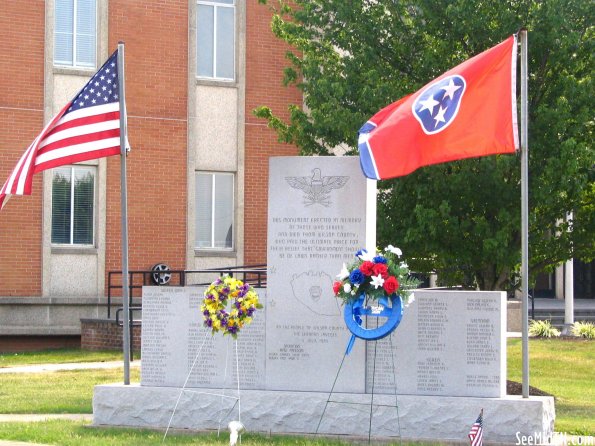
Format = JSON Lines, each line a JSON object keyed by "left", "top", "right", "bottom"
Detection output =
{"left": 468, "top": 409, "right": 484, "bottom": 446}
{"left": 0, "top": 49, "right": 124, "bottom": 210}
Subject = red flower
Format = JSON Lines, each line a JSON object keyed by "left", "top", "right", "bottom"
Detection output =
{"left": 372, "top": 263, "right": 389, "bottom": 278}
{"left": 360, "top": 261, "right": 374, "bottom": 276}
{"left": 333, "top": 281, "right": 342, "bottom": 295}
{"left": 383, "top": 276, "right": 399, "bottom": 295}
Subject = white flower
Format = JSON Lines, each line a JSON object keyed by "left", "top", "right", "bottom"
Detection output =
{"left": 350, "top": 290, "right": 356, "bottom": 295}
{"left": 358, "top": 249, "right": 376, "bottom": 262}
{"left": 370, "top": 274, "right": 385, "bottom": 289}
{"left": 343, "top": 283, "right": 352, "bottom": 293}
{"left": 405, "top": 293, "right": 415, "bottom": 307}
{"left": 399, "top": 261, "right": 408, "bottom": 269}
{"left": 336, "top": 263, "right": 350, "bottom": 280}
{"left": 385, "top": 245, "right": 402, "bottom": 257}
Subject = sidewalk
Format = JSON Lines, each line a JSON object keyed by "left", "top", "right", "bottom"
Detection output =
{"left": 0, "top": 360, "right": 140, "bottom": 374}
{"left": 0, "top": 415, "right": 92, "bottom": 423}
{"left": 0, "top": 415, "right": 93, "bottom": 446}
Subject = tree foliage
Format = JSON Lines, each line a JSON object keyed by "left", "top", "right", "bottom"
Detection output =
{"left": 256, "top": 0, "right": 594, "bottom": 291}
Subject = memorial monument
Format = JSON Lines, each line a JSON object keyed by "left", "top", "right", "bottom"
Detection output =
{"left": 93, "top": 156, "right": 555, "bottom": 442}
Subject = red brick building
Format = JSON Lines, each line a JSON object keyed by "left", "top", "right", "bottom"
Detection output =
{"left": 0, "top": 0, "right": 300, "bottom": 349}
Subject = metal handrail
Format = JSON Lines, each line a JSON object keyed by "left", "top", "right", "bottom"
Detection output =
{"left": 107, "top": 265, "right": 267, "bottom": 319}
{"left": 115, "top": 306, "right": 142, "bottom": 361}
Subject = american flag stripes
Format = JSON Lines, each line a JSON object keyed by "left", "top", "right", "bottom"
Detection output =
{"left": 0, "top": 50, "right": 123, "bottom": 210}
{"left": 468, "top": 409, "right": 484, "bottom": 446}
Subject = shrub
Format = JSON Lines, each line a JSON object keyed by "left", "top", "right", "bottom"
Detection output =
{"left": 529, "top": 319, "right": 561, "bottom": 338}
{"left": 571, "top": 321, "right": 595, "bottom": 339}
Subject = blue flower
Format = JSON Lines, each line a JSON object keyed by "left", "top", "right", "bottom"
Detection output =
{"left": 373, "top": 255, "right": 387, "bottom": 264}
{"left": 355, "top": 248, "right": 368, "bottom": 258}
{"left": 349, "top": 269, "right": 365, "bottom": 285}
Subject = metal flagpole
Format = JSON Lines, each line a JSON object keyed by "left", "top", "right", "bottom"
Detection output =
{"left": 117, "top": 42, "right": 131, "bottom": 385}
{"left": 520, "top": 29, "right": 530, "bottom": 398}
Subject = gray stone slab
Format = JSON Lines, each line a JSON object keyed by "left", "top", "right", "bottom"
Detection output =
{"left": 139, "top": 288, "right": 506, "bottom": 397}
{"left": 140, "top": 286, "right": 266, "bottom": 389}
{"left": 93, "top": 384, "right": 555, "bottom": 443}
{"left": 366, "top": 290, "right": 507, "bottom": 397}
{"left": 265, "top": 156, "right": 376, "bottom": 393}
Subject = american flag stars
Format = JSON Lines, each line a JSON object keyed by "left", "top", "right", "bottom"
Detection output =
{"left": 71, "top": 60, "right": 119, "bottom": 111}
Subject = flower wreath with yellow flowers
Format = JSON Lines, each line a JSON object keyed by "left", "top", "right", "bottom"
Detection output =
{"left": 201, "top": 275, "right": 263, "bottom": 338}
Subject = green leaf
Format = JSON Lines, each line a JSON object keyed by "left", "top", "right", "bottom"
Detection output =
{"left": 255, "top": 0, "right": 595, "bottom": 291}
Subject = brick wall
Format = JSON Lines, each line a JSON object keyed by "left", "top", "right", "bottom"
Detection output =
{"left": 244, "top": 2, "right": 301, "bottom": 265}
{"left": 0, "top": 1, "right": 45, "bottom": 296}
{"left": 0, "top": 336, "right": 80, "bottom": 353}
{"left": 0, "top": 1, "right": 300, "bottom": 299}
{"left": 81, "top": 319, "right": 141, "bottom": 351}
{"left": 105, "top": 1, "right": 189, "bottom": 291}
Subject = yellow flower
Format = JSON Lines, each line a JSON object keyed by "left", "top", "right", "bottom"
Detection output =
{"left": 202, "top": 275, "right": 261, "bottom": 336}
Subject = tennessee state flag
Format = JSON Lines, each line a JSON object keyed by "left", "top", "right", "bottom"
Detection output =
{"left": 358, "top": 35, "right": 519, "bottom": 179}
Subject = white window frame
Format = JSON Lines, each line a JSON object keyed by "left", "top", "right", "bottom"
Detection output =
{"left": 54, "top": 0, "right": 97, "bottom": 68}
{"left": 196, "top": 0, "right": 236, "bottom": 81}
{"left": 51, "top": 165, "right": 96, "bottom": 247}
{"left": 195, "top": 172, "right": 235, "bottom": 250}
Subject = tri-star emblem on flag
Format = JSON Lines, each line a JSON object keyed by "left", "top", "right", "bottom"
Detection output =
{"left": 412, "top": 74, "right": 466, "bottom": 134}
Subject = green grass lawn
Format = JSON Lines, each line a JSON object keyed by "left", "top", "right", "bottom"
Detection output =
{"left": 0, "top": 349, "right": 125, "bottom": 367}
{"left": 0, "top": 339, "right": 592, "bottom": 442}
{"left": 0, "top": 367, "right": 140, "bottom": 414}
{"left": 0, "top": 419, "right": 404, "bottom": 446}
{"left": 508, "top": 338, "right": 595, "bottom": 435}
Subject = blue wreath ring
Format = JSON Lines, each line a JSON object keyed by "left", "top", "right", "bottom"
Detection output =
{"left": 343, "top": 294, "right": 403, "bottom": 354}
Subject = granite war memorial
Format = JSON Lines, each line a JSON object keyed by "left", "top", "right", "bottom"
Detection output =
{"left": 93, "top": 156, "right": 554, "bottom": 442}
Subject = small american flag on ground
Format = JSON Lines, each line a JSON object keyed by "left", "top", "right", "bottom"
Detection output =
{"left": 468, "top": 409, "right": 484, "bottom": 446}
{"left": 0, "top": 49, "right": 123, "bottom": 210}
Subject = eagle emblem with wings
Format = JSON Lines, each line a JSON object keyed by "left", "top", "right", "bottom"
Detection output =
{"left": 285, "top": 168, "right": 349, "bottom": 207}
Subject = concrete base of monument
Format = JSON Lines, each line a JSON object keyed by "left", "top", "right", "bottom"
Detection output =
{"left": 93, "top": 384, "right": 555, "bottom": 443}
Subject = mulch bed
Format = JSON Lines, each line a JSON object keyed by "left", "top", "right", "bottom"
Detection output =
{"left": 507, "top": 380, "right": 553, "bottom": 397}
{"left": 532, "top": 335, "right": 593, "bottom": 342}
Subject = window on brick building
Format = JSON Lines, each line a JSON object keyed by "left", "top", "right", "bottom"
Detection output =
{"left": 197, "top": 0, "right": 235, "bottom": 80}
{"left": 54, "top": 0, "right": 97, "bottom": 68}
{"left": 195, "top": 172, "right": 234, "bottom": 249}
{"left": 51, "top": 166, "right": 96, "bottom": 245}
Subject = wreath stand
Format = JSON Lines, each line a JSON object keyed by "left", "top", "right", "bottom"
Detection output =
{"left": 315, "top": 296, "right": 404, "bottom": 445}
{"left": 163, "top": 329, "right": 243, "bottom": 443}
